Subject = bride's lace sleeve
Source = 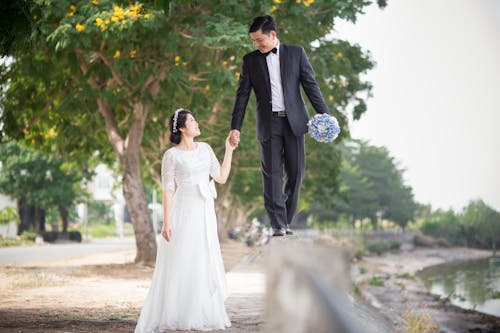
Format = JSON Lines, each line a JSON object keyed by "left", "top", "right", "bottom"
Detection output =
{"left": 206, "top": 143, "right": 221, "bottom": 179}
{"left": 161, "top": 150, "right": 176, "bottom": 193}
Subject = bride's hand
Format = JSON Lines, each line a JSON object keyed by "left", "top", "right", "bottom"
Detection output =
{"left": 162, "top": 223, "right": 172, "bottom": 242}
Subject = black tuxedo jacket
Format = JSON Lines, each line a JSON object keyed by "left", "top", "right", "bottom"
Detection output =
{"left": 231, "top": 44, "right": 329, "bottom": 141}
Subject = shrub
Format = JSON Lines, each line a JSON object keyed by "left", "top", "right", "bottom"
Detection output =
{"left": 460, "top": 200, "right": 500, "bottom": 249}
{"left": 69, "top": 231, "right": 82, "bottom": 242}
{"left": 41, "top": 231, "right": 58, "bottom": 243}
{"left": 0, "top": 207, "right": 18, "bottom": 225}
{"left": 419, "top": 209, "right": 464, "bottom": 245}
{"left": 20, "top": 230, "right": 38, "bottom": 241}
{"left": 365, "top": 240, "right": 400, "bottom": 255}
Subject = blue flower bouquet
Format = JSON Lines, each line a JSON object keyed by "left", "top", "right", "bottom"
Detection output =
{"left": 307, "top": 113, "right": 341, "bottom": 143}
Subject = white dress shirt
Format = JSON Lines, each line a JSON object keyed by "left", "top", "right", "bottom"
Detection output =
{"left": 266, "top": 43, "right": 286, "bottom": 112}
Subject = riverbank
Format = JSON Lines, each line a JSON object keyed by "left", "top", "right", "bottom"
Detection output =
{"left": 355, "top": 246, "right": 500, "bottom": 332}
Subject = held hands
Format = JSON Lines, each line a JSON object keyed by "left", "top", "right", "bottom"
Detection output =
{"left": 162, "top": 223, "right": 172, "bottom": 242}
{"left": 229, "top": 130, "right": 240, "bottom": 148}
{"left": 227, "top": 130, "right": 240, "bottom": 151}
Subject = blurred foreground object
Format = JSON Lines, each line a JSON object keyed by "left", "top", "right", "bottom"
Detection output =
{"left": 265, "top": 239, "right": 389, "bottom": 333}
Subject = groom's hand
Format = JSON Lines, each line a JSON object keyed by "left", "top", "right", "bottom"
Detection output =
{"left": 229, "top": 130, "right": 240, "bottom": 147}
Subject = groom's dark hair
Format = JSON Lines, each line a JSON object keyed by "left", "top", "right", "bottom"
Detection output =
{"left": 249, "top": 15, "right": 276, "bottom": 34}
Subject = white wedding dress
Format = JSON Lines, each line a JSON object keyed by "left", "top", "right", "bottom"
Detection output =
{"left": 135, "top": 142, "right": 231, "bottom": 333}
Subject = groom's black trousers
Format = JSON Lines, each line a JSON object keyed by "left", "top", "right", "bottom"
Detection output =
{"left": 259, "top": 114, "right": 305, "bottom": 231}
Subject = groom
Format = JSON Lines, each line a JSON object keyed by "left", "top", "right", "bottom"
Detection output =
{"left": 229, "top": 15, "right": 330, "bottom": 236}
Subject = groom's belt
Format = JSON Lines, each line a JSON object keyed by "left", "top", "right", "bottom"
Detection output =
{"left": 272, "top": 110, "right": 287, "bottom": 117}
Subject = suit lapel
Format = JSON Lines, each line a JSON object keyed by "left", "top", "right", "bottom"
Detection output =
{"left": 256, "top": 52, "right": 271, "bottom": 92}
{"left": 279, "top": 44, "right": 286, "bottom": 84}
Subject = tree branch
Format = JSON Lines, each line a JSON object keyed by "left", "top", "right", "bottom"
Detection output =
{"left": 93, "top": 50, "right": 133, "bottom": 93}
{"left": 125, "top": 101, "right": 149, "bottom": 154}
{"left": 96, "top": 98, "right": 125, "bottom": 156}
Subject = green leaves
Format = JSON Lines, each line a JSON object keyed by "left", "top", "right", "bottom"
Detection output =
{"left": 324, "top": 140, "right": 415, "bottom": 228}
{"left": 1, "top": 0, "right": 388, "bottom": 227}
{"left": 0, "top": 141, "right": 89, "bottom": 210}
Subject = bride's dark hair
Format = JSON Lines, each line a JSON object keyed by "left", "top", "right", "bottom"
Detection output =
{"left": 169, "top": 108, "right": 192, "bottom": 144}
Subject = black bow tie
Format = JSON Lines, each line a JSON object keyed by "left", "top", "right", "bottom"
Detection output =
{"left": 262, "top": 47, "right": 277, "bottom": 56}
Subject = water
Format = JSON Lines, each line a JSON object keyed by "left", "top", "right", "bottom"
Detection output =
{"left": 417, "top": 259, "right": 500, "bottom": 317}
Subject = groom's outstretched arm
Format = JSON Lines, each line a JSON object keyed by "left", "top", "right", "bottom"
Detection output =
{"left": 231, "top": 56, "right": 252, "bottom": 132}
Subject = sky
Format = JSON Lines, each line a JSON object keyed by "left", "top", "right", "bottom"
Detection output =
{"left": 333, "top": 0, "right": 500, "bottom": 212}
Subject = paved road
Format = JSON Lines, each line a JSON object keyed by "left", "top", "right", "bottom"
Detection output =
{"left": 0, "top": 237, "right": 135, "bottom": 266}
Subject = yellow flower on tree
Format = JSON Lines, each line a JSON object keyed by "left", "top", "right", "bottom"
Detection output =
{"left": 129, "top": 50, "right": 137, "bottom": 58}
{"left": 303, "top": 0, "right": 314, "bottom": 7}
{"left": 67, "top": 4, "right": 77, "bottom": 17}
{"left": 92, "top": 0, "right": 99, "bottom": 5}
{"left": 114, "top": 50, "right": 121, "bottom": 58}
{"left": 46, "top": 127, "right": 56, "bottom": 138}
{"left": 126, "top": 4, "right": 142, "bottom": 19}
{"left": 95, "top": 17, "right": 107, "bottom": 31}
{"left": 75, "top": 22, "right": 86, "bottom": 32}
{"left": 175, "top": 55, "right": 180, "bottom": 62}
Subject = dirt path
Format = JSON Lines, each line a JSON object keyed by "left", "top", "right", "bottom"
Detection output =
{"left": 0, "top": 239, "right": 257, "bottom": 333}
{"left": 3, "top": 236, "right": 499, "bottom": 333}
{"left": 355, "top": 247, "right": 500, "bottom": 333}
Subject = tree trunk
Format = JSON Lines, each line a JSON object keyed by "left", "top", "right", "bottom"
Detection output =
{"left": 59, "top": 206, "right": 69, "bottom": 233}
{"left": 94, "top": 95, "right": 157, "bottom": 265}
{"left": 121, "top": 151, "right": 157, "bottom": 265}
{"left": 17, "top": 197, "right": 33, "bottom": 235}
{"left": 33, "top": 206, "right": 43, "bottom": 233}
{"left": 39, "top": 209, "right": 46, "bottom": 232}
{"left": 79, "top": 50, "right": 168, "bottom": 265}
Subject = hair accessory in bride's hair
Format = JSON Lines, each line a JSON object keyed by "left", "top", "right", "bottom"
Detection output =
{"left": 172, "top": 108, "right": 183, "bottom": 133}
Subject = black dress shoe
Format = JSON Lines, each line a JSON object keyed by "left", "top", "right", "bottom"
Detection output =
{"left": 272, "top": 228, "right": 286, "bottom": 237}
{"left": 285, "top": 227, "right": 293, "bottom": 235}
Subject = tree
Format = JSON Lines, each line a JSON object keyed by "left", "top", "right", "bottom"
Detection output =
{"left": 1, "top": 0, "right": 385, "bottom": 264}
{"left": 335, "top": 158, "right": 378, "bottom": 226}
{"left": 461, "top": 200, "right": 500, "bottom": 250}
{"left": 326, "top": 140, "right": 415, "bottom": 229}
{"left": 419, "top": 209, "right": 463, "bottom": 244}
{"left": 0, "top": 141, "right": 86, "bottom": 233}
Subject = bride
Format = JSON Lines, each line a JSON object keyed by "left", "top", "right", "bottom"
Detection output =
{"left": 135, "top": 108, "right": 236, "bottom": 332}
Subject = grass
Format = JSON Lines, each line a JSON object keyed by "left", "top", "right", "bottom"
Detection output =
{"left": 365, "top": 240, "right": 401, "bottom": 255}
{"left": 72, "top": 222, "right": 135, "bottom": 239}
{"left": 106, "top": 313, "right": 132, "bottom": 320}
{"left": 353, "top": 283, "right": 362, "bottom": 297}
{"left": 1, "top": 223, "right": 134, "bottom": 248}
{"left": 368, "top": 275, "right": 389, "bottom": 286}
{"left": 396, "top": 273, "right": 415, "bottom": 280}
{"left": 491, "top": 291, "right": 500, "bottom": 299}
{"left": 0, "top": 236, "right": 33, "bottom": 247}
{"left": 400, "top": 308, "right": 439, "bottom": 333}
{"left": 40, "top": 311, "right": 59, "bottom": 319}
{"left": 10, "top": 272, "right": 68, "bottom": 289}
